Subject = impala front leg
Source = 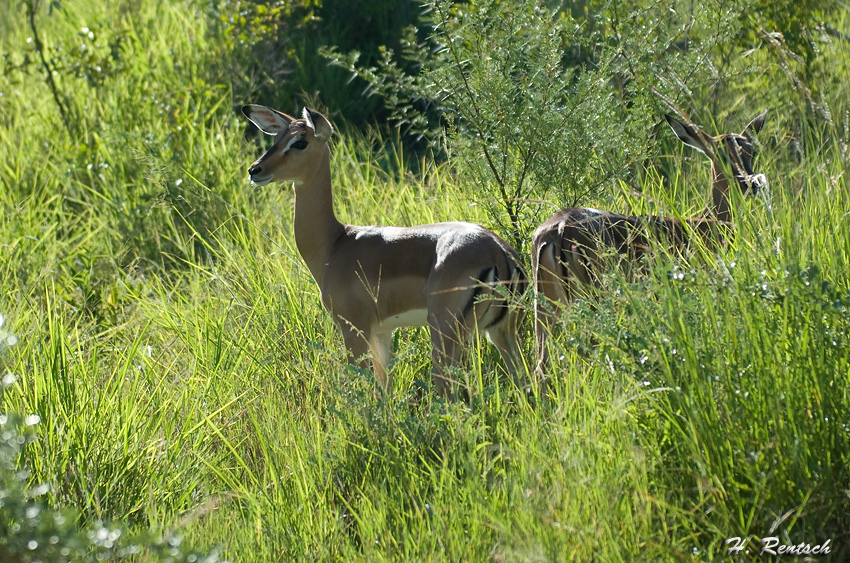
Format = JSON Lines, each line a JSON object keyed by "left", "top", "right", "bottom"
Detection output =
{"left": 340, "top": 325, "right": 378, "bottom": 382}
{"left": 340, "top": 326, "right": 394, "bottom": 394}
{"left": 368, "top": 331, "right": 394, "bottom": 394}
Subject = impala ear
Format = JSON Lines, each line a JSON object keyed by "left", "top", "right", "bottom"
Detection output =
{"left": 665, "top": 114, "right": 713, "bottom": 156}
{"left": 241, "top": 104, "right": 294, "bottom": 135}
{"left": 302, "top": 107, "right": 333, "bottom": 142}
{"left": 743, "top": 109, "right": 768, "bottom": 138}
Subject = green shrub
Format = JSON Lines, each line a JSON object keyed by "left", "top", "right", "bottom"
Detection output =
{"left": 322, "top": 0, "right": 848, "bottom": 248}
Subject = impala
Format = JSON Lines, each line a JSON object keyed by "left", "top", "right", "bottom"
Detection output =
{"left": 532, "top": 110, "right": 768, "bottom": 374}
{"left": 242, "top": 105, "right": 527, "bottom": 398}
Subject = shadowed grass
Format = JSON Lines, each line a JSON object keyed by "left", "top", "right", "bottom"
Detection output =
{"left": 1, "top": 0, "right": 849, "bottom": 561}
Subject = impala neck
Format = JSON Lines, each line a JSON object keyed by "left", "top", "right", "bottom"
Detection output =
{"left": 703, "top": 161, "right": 733, "bottom": 223}
{"left": 292, "top": 145, "right": 345, "bottom": 286}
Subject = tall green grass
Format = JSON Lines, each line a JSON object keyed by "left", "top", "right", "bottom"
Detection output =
{"left": 1, "top": 0, "right": 849, "bottom": 561}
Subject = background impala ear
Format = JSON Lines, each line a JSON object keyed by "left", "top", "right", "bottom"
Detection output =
{"left": 302, "top": 107, "right": 334, "bottom": 142}
{"left": 241, "top": 104, "right": 294, "bottom": 135}
{"left": 664, "top": 114, "right": 713, "bottom": 156}
{"left": 742, "top": 109, "right": 768, "bottom": 138}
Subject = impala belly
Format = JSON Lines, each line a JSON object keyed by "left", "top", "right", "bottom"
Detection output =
{"left": 378, "top": 308, "right": 429, "bottom": 332}
{"left": 373, "top": 274, "right": 430, "bottom": 331}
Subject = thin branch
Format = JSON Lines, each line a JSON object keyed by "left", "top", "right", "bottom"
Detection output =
{"left": 433, "top": 0, "right": 504, "bottom": 188}
{"left": 26, "top": 0, "right": 75, "bottom": 139}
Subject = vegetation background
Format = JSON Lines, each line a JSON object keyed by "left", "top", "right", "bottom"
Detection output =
{"left": 1, "top": 0, "right": 848, "bottom": 560}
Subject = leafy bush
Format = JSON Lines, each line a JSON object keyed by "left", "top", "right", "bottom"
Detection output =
{"left": 325, "top": 0, "right": 651, "bottom": 248}
{"left": 322, "top": 0, "right": 847, "bottom": 248}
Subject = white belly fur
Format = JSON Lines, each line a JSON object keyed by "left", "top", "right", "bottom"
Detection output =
{"left": 377, "top": 308, "right": 429, "bottom": 332}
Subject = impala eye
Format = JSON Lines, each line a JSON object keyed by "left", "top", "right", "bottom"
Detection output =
{"left": 292, "top": 139, "right": 308, "bottom": 150}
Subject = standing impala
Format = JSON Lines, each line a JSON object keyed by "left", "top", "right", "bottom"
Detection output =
{"left": 532, "top": 110, "right": 768, "bottom": 374}
{"left": 242, "top": 105, "right": 527, "bottom": 398}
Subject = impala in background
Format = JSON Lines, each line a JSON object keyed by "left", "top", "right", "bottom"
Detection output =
{"left": 242, "top": 105, "right": 528, "bottom": 399}
{"left": 532, "top": 110, "right": 768, "bottom": 374}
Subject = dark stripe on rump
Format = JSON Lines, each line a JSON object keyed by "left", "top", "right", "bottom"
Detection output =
{"left": 461, "top": 266, "right": 493, "bottom": 320}
{"left": 479, "top": 263, "right": 512, "bottom": 330}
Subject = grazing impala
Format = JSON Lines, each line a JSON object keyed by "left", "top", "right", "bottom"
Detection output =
{"left": 532, "top": 110, "right": 768, "bottom": 374}
{"left": 242, "top": 105, "right": 527, "bottom": 398}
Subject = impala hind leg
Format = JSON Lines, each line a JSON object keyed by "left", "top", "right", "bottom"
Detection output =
{"left": 486, "top": 317, "right": 526, "bottom": 389}
{"left": 533, "top": 241, "right": 569, "bottom": 376}
{"left": 533, "top": 301, "right": 560, "bottom": 377}
{"left": 533, "top": 274, "right": 564, "bottom": 376}
{"left": 429, "top": 320, "right": 467, "bottom": 400}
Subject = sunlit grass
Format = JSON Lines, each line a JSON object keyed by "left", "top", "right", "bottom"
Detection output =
{"left": 1, "top": 0, "right": 849, "bottom": 561}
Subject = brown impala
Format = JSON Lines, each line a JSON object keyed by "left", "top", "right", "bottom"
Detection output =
{"left": 242, "top": 105, "right": 527, "bottom": 398}
{"left": 532, "top": 110, "right": 768, "bottom": 374}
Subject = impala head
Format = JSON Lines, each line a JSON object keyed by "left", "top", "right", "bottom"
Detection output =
{"left": 242, "top": 105, "right": 334, "bottom": 186}
{"left": 665, "top": 110, "right": 768, "bottom": 196}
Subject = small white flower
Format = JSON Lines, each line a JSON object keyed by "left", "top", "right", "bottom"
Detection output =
{"left": 2, "top": 373, "right": 17, "bottom": 388}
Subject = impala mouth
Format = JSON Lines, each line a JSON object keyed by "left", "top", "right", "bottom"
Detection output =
{"left": 249, "top": 174, "right": 273, "bottom": 186}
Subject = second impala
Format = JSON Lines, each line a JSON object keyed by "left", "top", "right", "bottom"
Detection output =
{"left": 532, "top": 110, "right": 768, "bottom": 374}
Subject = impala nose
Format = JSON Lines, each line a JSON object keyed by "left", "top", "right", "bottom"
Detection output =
{"left": 749, "top": 173, "right": 767, "bottom": 195}
{"left": 247, "top": 162, "right": 273, "bottom": 185}
{"left": 248, "top": 161, "right": 269, "bottom": 182}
